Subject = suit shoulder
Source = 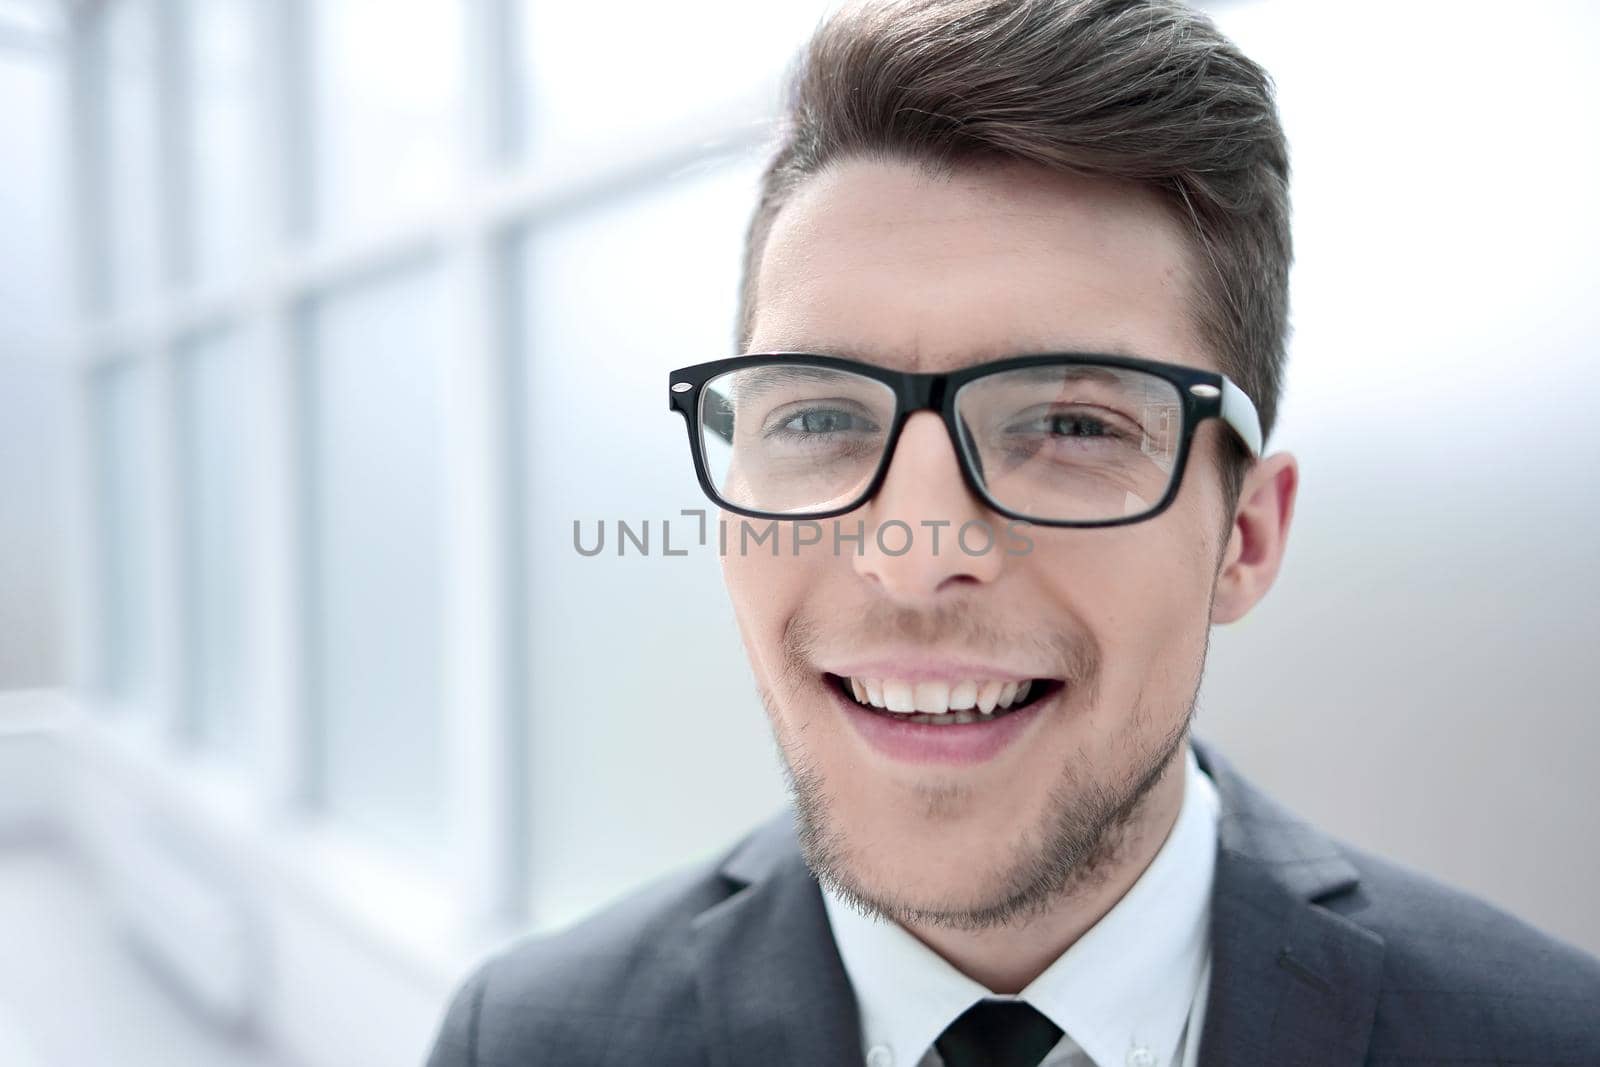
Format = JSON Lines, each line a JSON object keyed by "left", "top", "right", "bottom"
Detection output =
{"left": 425, "top": 833, "right": 752, "bottom": 1066}
{"left": 1325, "top": 840, "right": 1600, "bottom": 1058}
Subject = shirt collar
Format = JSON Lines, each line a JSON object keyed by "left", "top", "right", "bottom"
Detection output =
{"left": 822, "top": 743, "right": 1220, "bottom": 1067}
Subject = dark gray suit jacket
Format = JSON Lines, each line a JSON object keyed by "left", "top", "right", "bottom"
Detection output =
{"left": 426, "top": 737, "right": 1600, "bottom": 1066}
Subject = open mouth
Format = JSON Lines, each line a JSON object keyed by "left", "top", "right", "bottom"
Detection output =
{"left": 825, "top": 672, "right": 1064, "bottom": 726}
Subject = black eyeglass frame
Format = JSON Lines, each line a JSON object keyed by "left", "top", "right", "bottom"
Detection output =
{"left": 667, "top": 352, "right": 1263, "bottom": 529}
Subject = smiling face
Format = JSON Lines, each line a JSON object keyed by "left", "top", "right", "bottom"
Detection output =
{"left": 723, "top": 156, "right": 1240, "bottom": 928}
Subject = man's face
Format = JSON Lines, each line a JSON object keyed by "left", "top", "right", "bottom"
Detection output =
{"left": 724, "top": 157, "right": 1236, "bottom": 927}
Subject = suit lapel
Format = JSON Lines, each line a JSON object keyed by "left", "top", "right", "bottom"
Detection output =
{"left": 691, "top": 815, "right": 865, "bottom": 1067}
{"left": 1192, "top": 737, "right": 1386, "bottom": 1067}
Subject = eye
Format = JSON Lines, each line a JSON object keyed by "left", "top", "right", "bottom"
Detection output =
{"left": 1006, "top": 409, "right": 1127, "bottom": 441}
{"left": 793, "top": 410, "right": 850, "bottom": 434}
{"left": 769, "top": 406, "right": 879, "bottom": 438}
{"left": 1039, "top": 413, "right": 1114, "bottom": 438}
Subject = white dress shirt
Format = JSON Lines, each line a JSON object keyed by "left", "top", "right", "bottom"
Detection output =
{"left": 821, "top": 744, "right": 1221, "bottom": 1067}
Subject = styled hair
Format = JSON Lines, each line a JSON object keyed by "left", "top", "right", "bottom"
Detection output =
{"left": 737, "top": 0, "right": 1292, "bottom": 501}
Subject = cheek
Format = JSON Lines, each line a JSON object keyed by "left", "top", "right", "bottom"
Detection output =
{"left": 719, "top": 523, "right": 833, "bottom": 689}
{"left": 1027, "top": 526, "right": 1214, "bottom": 697}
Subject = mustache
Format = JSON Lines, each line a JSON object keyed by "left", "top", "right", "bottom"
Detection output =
{"left": 778, "top": 597, "right": 1101, "bottom": 688}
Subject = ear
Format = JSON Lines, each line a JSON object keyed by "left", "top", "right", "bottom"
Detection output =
{"left": 1211, "top": 451, "right": 1298, "bottom": 624}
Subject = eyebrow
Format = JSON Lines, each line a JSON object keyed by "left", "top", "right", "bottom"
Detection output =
{"left": 728, "top": 365, "right": 857, "bottom": 403}
{"left": 984, "top": 364, "right": 1124, "bottom": 386}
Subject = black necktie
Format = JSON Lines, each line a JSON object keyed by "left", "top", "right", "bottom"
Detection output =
{"left": 934, "top": 999, "right": 1064, "bottom": 1067}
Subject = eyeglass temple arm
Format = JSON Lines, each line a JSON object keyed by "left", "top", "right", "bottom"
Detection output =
{"left": 1220, "top": 377, "right": 1263, "bottom": 457}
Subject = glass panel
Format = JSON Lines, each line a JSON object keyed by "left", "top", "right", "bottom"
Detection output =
{"left": 186, "top": 0, "right": 262, "bottom": 286}
{"left": 99, "top": 0, "right": 163, "bottom": 310}
{"left": 302, "top": 262, "right": 449, "bottom": 854}
{"left": 513, "top": 154, "right": 790, "bottom": 924}
{"left": 308, "top": 0, "right": 464, "bottom": 237}
{"left": 92, "top": 360, "right": 156, "bottom": 701}
{"left": 511, "top": 0, "right": 833, "bottom": 164}
{"left": 176, "top": 327, "right": 257, "bottom": 755}
{"left": 0, "top": 41, "right": 69, "bottom": 342}
{"left": 955, "top": 364, "right": 1183, "bottom": 521}
{"left": 700, "top": 363, "right": 896, "bottom": 514}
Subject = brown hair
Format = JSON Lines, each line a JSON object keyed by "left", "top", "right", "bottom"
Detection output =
{"left": 736, "top": 0, "right": 1291, "bottom": 504}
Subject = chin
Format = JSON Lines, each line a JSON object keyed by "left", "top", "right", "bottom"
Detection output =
{"left": 808, "top": 779, "right": 1039, "bottom": 899}
{"left": 866, "top": 849, "right": 1014, "bottom": 914}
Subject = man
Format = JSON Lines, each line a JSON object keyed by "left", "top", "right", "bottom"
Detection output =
{"left": 427, "top": 1, "right": 1600, "bottom": 1064}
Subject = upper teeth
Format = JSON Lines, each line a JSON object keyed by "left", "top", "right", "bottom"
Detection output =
{"left": 847, "top": 677, "right": 1033, "bottom": 715}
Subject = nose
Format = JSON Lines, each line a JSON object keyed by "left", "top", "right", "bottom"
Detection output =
{"left": 853, "top": 411, "right": 1007, "bottom": 602}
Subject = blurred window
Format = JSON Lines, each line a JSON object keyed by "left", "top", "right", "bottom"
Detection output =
{"left": 93, "top": 360, "right": 157, "bottom": 702}
{"left": 99, "top": 0, "right": 163, "bottom": 310}
{"left": 302, "top": 262, "right": 450, "bottom": 855}
{"left": 69, "top": 0, "right": 839, "bottom": 907}
{"left": 176, "top": 327, "right": 258, "bottom": 756}
{"left": 185, "top": 0, "right": 262, "bottom": 286}
{"left": 511, "top": 0, "right": 830, "bottom": 163}
{"left": 308, "top": 0, "right": 464, "bottom": 238}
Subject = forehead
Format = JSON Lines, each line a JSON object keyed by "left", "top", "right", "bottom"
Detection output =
{"left": 748, "top": 157, "right": 1213, "bottom": 375}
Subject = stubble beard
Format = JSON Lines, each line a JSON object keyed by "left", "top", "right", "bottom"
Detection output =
{"left": 771, "top": 695, "right": 1192, "bottom": 931}
{"left": 761, "top": 622, "right": 1206, "bottom": 932}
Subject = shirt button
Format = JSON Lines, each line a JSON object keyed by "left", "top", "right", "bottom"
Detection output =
{"left": 1126, "top": 1047, "right": 1157, "bottom": 1067}
{"left": 866, "top": 1046, "right": 894, "bottom": 1067}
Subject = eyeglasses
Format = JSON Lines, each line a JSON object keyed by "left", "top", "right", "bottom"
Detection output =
{"left": 667, "top": 352, "right": 1262, "bottom": 528}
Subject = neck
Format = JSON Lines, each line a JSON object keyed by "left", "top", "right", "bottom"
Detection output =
{"left": 906, "top": 744, "right": 1190, "bottom": 994}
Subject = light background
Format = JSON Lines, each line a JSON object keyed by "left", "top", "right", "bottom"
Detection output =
{"left": 0, "top": 2, "right": 1595, "bottom": 1065}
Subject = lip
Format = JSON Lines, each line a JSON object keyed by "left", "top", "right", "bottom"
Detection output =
{"left": 825, "top": 674, "right": 1056, "bottom": 766}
